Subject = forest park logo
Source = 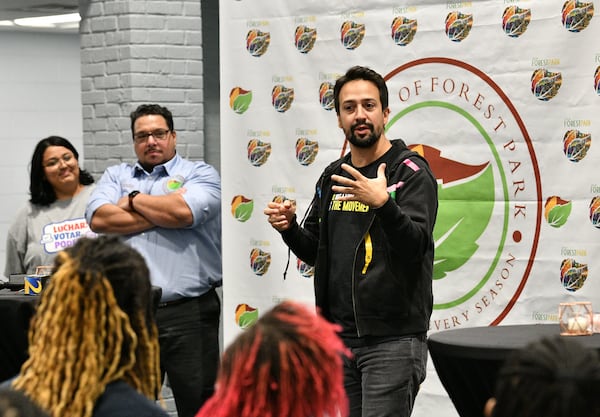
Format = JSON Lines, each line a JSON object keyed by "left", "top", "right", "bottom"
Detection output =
{"left": 384, "top": 58, "right": 542, "bottom": 330}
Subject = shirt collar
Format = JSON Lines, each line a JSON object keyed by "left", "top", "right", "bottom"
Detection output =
{"left": 133, "top": 153, "right": 180, "bottom": 177}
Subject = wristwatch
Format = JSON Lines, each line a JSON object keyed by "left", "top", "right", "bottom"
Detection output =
{"left": 128, "top": 190, "right": 141, "bottom": 211}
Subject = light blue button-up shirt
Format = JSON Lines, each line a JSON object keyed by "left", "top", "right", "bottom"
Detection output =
{"left": 85, "top": 154, "right": 222, "bottom": 301}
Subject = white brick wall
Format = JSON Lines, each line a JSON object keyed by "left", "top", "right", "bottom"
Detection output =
{"left": 80, "top": 0, "right": 205, "bottom": 178}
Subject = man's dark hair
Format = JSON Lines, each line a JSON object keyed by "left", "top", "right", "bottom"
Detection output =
{"left": 130, "top": 104, "right": 174, "bottom": 136}
{"left": 29, "top": 136, "right": 95, "bottom": 207}
{"left": 491, "top": 336, "right": 600, "bottom": 417}
{"left": 333, "top": 65, "right": 389, "bottom": 114}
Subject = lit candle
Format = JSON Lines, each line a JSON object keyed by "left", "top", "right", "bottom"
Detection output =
{"left": 567, "top": 316, "right": 590, "bottom": 332}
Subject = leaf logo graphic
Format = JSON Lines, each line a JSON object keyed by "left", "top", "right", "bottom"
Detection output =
{"left": 562, "top": 129, "right": 591, "bottom": 162}
{"left": 385, "top": 58, "right": 542, "bottom": 325}
{"left": 246, "top": 29, "right": 270, "bottom": 57}
{"left": 229, "top": 87, "right": 253, "bottom": 114}
{"left": 272, "top": 195, "right": 296, "bottom": 207}
{"left": 589, "top": 196, "right": 600, "bottom": 228}
{"left": 391, "top": 16, "right": 417, "bottom": 46}
{"left": 247, "top": 139, "right": 271, "bottom": 167}
{"left": 340, "top": 21, "right": 365, "bottom": 50}
{"left": 235, "top": 303, "right": 259, "bottom": 329}
{"left": 562, "top": 0, "right": 594, "bottom": 32}
{"left": 445, "top": 12, "right": 473, "bottom": 42}
{"left": 560, "top": 258, "right": 588, "bottom": 291}
{"left": 410, "top": 145, "right": 493, "bottom": 280}
{"left": 544, "top": 196, "right": 572, "bottom": 228}
{"left": 295, "top": 138, "right": 319, "bottom": 166}
{"left": 295, "top": 25, "right": 317, "bottom": 53}
{"left": 250, "top": 248, "right": 271, "bottom": 276}
{"left": 231, "top": 195, "right": 254, "bottom": 222}
{"left": 502, "top": 6, "right": 531, "bottom": 38}
{"left": 165, "top": 175, "right": 184, "bottom": 192}
{"left": 271, "top": 84, "right": 294, "bottom": 113}
{"left": 531, "top": 69, "right": 562, "bottom": 101}
{"left": 319, "top": 82, "right": 335, "bottom": 111}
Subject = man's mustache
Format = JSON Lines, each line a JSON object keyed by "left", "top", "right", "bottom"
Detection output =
{"left": 351, "top": 122, "right": 374, "bottom": 132}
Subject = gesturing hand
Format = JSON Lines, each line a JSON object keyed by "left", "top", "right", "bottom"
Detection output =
{"left": 331, "top": 163, "right": 389, "bottom": 208}
{"left": 263, "top": 199, "right": 297, "bottom": 232}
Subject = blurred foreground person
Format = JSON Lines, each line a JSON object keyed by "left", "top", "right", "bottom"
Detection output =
{"left": 8, "top": 236, "right": 167, "bottom": 417}
{"left": 0, "top": 389, "right": 50, "bottom": 417}
{"left": 485, "top": 335, "right": 600, "bottom": 417}
{"left": 196, "top": 300, "right": 350, "bottom": 417}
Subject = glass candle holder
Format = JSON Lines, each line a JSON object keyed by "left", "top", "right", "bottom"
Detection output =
{"left": 559, "top": 301, "right": 593, "bottom": 336}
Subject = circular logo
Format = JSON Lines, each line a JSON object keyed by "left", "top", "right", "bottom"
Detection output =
{"left": 384, "top": 57, "right": 542, "bottom": 328}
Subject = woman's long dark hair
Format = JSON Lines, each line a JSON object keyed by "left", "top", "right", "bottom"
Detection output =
{"left": 30, "top": 136, "right": 94, "bottom": 206}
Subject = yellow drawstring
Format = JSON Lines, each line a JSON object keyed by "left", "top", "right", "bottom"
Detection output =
{"left": 362, "top": 231, "right": 372, "bottom": 274}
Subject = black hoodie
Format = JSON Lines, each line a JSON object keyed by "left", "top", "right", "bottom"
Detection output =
{"left": 281, "top": 139, "right": 438, "bottom": 338}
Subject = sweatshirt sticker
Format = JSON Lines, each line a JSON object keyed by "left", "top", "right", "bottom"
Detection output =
{"left": 387, "top": 181, "right": 405, "bottom": 199}
{"left": 164, "top": 175, "right": 185, "bottom": 193}
{"left": 387, "top": 181, "right": 405, "bottom": 193}
{"left": 403, "top": 159, "right": 420, "bottom": 171}
{"left": 40, "top": 218, "right": 96, "bottom": 253}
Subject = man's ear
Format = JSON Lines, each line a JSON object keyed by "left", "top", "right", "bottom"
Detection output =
{"left": 484, "top": 397, "right": 496, "bottom": 417}
{"left": 383, "top": 107, "right": 390, "bottom": 124}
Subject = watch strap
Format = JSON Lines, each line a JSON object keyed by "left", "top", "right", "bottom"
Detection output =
{"left": 128, "top": 190, "right": 141, "bottom": 211}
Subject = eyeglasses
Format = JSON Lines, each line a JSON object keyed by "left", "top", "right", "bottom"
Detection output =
{"left": 43, "top": 153, "right": 75, "bottom": 169}
{"left": 133, "top": 129, "right": 171, "bottom": 144}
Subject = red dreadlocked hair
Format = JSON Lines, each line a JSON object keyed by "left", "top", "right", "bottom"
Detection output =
{"left": 196, "top": 300, "right": 350, "bottom": 417}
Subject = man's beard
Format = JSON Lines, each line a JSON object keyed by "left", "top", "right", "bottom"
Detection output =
{"left": 346, "top": 122, "right": 382, "bottom": 148}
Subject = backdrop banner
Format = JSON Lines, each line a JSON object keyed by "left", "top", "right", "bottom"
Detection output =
{"left": 219, "top": 1, "right": 600, "bottom": 415}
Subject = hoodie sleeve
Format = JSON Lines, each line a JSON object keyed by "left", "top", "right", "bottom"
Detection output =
{"left": 375, "top": 155, "right": 438, "bottom": 261}
{"left": 280, "top": 182, "right": 323, "bottom": 266}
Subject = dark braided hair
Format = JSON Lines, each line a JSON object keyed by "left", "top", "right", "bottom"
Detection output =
{"left": 491, "top": 336, "right": 600, "bottom": 417}
{"left": 12, "top": 236, "right": 161, "bottom": 417}
{"left": 197, "top": 300, "right": 350, "bottom": 417}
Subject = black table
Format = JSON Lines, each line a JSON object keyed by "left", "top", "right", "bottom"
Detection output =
{"left": 428, "top": 324, "right": 600, "bottom": 417}
{"left": 0, "top": 290, "right": 37, "bottom": 382}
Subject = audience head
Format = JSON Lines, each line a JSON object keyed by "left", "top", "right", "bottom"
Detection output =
{"left": 12, "top": 236, "right": 161, "bottom": 417}
{"left": 333, "top": 65, "right": 389, "bottom": 114}
{"left": 29, "top": 135, "right": 94, "bottom": 206}
{"left": 0, "top": 389, "right": 50, "bottom": 417}
{"left": 196, "top": 300, "right": 350, "bottom": 417}
{"left": 486, "top": 335, "right": 600, "bottom": 417}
